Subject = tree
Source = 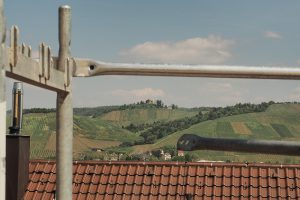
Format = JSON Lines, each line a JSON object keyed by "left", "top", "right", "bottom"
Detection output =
{"left": 208, "top": 111, "right": 217, "bottom": 120}
{"left": 145, "top": 134, "right": 157, "bottom": 144}
{"left": 171, "top": 104, "right": 178, "bottom": 109}
{"left": 156, "top": 100, "right": 163, "bottom": 108}
{"left": 184, "top": 153, "right": 196, "bottom": 162}
{"left": 162, "top": 145, "right": 177, "bottom": 156}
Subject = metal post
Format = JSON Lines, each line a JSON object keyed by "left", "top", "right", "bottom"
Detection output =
{"left": 56, "top": 5, "right": 72, "bottom": 200}
{"left": 9, "top": 82, "right": 23, "bottom": 135}
{"left": 0, "top": 0, "right": 5, "bottom": 199}
{"left": 73, "top": 60, "right": 300, "bottom": 80}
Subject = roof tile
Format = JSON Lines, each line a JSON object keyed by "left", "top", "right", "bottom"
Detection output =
{"left": 25, "top": 160, "right": 300, "bottom": 200}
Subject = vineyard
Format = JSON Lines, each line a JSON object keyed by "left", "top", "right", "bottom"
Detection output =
{"left": 131, "top": 103, "right": 300, "bottom": 163}
{"left": 6, "top": 103, "right": 300, "bottom": 163}
{"left": 31, "top": 149, "right": 56, "bottom": 159}
{"left": 216, "top": 121, "right": 235, "bottom": 137}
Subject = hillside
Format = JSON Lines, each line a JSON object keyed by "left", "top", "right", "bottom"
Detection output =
{"left": 100, "top": 108, "right": 198, "bottom": 126}
{"left": 8, "top": 103, "right": 300, "bottom": 163}
{"left": 7, "top": 106, "right": 197, "bottom": 159}
{"left": 7, "top": 112, "right": 141, "bottom": 159}
{"left": 132, "top": 103, "right": 300, "bottom": 163}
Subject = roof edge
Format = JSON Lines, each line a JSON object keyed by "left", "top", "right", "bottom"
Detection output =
{"left": 29, "top": 159, "right": 300, "bottom": 168}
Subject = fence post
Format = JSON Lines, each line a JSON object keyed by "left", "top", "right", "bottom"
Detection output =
{"left": 56, "top": 5, "right": 73, "bottom": 200}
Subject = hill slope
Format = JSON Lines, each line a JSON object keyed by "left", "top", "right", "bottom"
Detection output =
{"left": 9, "top": 103, "right": 300, "bottom": 163}
{"left": 100, "top": 108, "right": 198, "bottom": 126}
{"left": 132, "top": 104, "right": 300, "bottom": 163}
{"left": 8, "top": 106, "right": 197, "bottom": 159}
{"left": 7, "top": 112, "right": 140, "bottom": 159}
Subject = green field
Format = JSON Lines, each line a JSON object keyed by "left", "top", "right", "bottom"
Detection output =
{"left": 132, "top": 104, "right": 300, "bottom": 163}
{"left": 271, "top": 123, "right": 293, "bottom": 137}
{"left": 216, "top": 121, "right": 235, "bottom": 136}
{"left": 100, "top": 108, "right": 198, "bottom": 126}
{"left": 74, "top": 115, "right": 139, "bottom": 142}
{"left": 7, "top": 112, "right": 141, "bottom": 159}
{"left": 8, "top": 103, "right": 300, "bottom": 163}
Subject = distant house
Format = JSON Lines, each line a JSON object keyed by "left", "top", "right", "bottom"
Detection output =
{"left": 109, "top": 153, "right": 119, "bottom": 161}
{"left": 163, "top": 152, "right": 172, "bottom": 160}
{"left": 151, "top": 149, "right": 172, "bottom": 160}
{"left": 177, "top": 150, "right": 184, "bottom": 157}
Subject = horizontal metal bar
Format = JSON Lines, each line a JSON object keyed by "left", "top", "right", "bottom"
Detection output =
{"left": 73, "top": 58, "right": 300, "bottom": 80}
{"left": 177, "top": 134, "right": 300, "bottom": 156}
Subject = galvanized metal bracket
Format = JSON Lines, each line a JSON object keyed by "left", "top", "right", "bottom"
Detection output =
{"left": 5, "top": 26, "right": 72, "bottom": 93}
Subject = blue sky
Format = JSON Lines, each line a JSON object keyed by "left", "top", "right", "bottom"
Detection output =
{"left": 4, "top": 1, "right": 300, "bottom": 108}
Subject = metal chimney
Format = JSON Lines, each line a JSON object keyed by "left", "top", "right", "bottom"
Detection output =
{"left": 9, "top": 82, "right": 23, "bottom": 134}
{"left": 177, "top": 134, "right": 300, "bottom": 156}
{"left": 6, "top": 82, "right": 29, "bottom": 200}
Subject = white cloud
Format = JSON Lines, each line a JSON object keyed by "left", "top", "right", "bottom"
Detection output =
{"left": 196, "top": 81, "right": 246, "bottom": 105}
{"left": 111, "top": 87, "right": 165, "bottom": 102}
{"left": 264, "top": 31, "right": 282, "bottom": 39}
{"left": 204, "top": 82, "right": 234, "bottom": 91}
{"left": 120, "top": 36, "right": 234, "bottom": 64}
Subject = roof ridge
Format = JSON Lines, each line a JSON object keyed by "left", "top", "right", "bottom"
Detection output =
{"left": 29, "top": 159, "right": 300, "bottom": 167}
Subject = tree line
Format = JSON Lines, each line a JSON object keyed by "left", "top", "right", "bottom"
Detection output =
{"left": 122, "top": 101, "right": 275, "bottom": 146}
{"left": 22, "top": 99, "right": 177, "bottom": 116}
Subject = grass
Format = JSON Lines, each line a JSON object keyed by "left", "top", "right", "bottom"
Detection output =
{"left": 100, "top": 108, "right": 198, "bottom": 126}
{"left": 74, "top": 115, "right": 140, "bottom": 142}
{"left": 11, "top": 103, "right": 300, "bottom": 163}
{"left": 130, "top": 103, "right": 300, "bottom": 163}
{"left": 246, "top": 122, "right": 278, "bottom": 139}
{"left": 216, "top": 121, "right": 235, "bottom": 137}
{"left": 22, "top": 113, "right": 56, "bottom": 151}
{"left": 9, "top": 112, "right": 140, "bottom": 159}
{"left": 45, "top": 134, "right": 122, "bottom": 152}
{"left": 271, "top": 124, "right": 293, "bottom": 138}
{"left": 231, "top": 122, "right": 252, "bottom": 135}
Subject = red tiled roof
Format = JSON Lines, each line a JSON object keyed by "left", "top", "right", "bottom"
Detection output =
{"left": 26, "top": 160, "right": 300, "bottom": 200}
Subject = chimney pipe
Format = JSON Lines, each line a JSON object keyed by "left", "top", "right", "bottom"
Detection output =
{"left": 177, "top": 134, "right": 300, "bottom": 156}
{"left": 6, "top": 82, "right": 29, "bottom": 200}
{"left": 9, "top": 82, "right": 23, "bottom": 134}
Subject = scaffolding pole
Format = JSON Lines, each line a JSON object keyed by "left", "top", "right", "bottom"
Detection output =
{"left": 56, "top": 5, "right": 73, "bottom": 200}
{"left": 73, "top": 60, "right": 300, "bottom": 80}
{"left": 0, "top": 0, "right": 5, "bottom": 199}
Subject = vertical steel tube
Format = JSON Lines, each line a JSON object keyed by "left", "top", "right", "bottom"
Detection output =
{"left": 56, "top": 5, "right": 73, "bottom": 200}
{"left": 9, "top": 82, "right": 23, "bottom": 134}
{"left": 0, "top": 0, "right": 5, "bottom": 198}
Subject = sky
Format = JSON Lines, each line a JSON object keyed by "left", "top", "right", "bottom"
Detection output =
{"left": 4, "top": 1, "right": 300, "bottom": 108}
